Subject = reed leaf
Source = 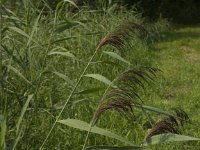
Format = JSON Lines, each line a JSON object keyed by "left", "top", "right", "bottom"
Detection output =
{"left": 144, "top": 133, "right": 200, "bottom": 146}
{"left": 16, "top": 94, "right": 34, "bottom": 133}
{"left": 103, "top": 51, "right": 131, "bottom": 65}
{"left": 84, "top": 74, "right": 117, "bottom": 88}
{"left": 85, "top": 145, "right": 145, "bottom": 150}
{"left": 76, "top": 87, "right": 105, "bottom": 95}
{"left": 58, "top": 119, "right": 137, "bottom": 146}
{"left": 63, "top": 0, "right": 78, "bottom": 8}
{"left": 48, "top": 51, "right": 77, "bottom": 60}
{"left": 0, "top": 116, "right": 6, "bottom": 150}
{"left": 53, "top": 71, "right": 74, "bottom": 87}
{"left": 27, "top": 9, "right": 43, "bottom": 46}
{"left": 6, "top": 65, "right": 32, "bottom": 85}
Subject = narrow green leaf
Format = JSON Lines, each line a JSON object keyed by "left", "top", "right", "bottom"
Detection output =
{"left": 52, "top": 37, "right": 75, "bottom": 43}
{"left": 0, "top": 116, "right": 6, "bottom": 149}
{"left": 12, "top": 128, "right": 23, "bottom": 150}
{"left": 54, "top": 20, "right": 88, "bottom": 33}
{"left": 54, "top": 21, "right": 81, "bottom": 33}
{"left": 6, "top": 65, "right": 31, "bottom": 85}
{"left": 16, "top": 94, "right": 34, "bottom": 133}
{"left": 3, "top": 7, "right": 16, "bottom": 16}
{"left": 73, "top": 20, "right": 89, "bottom": 30}
{"left": 53, "top": 71, "right": 74, "bottom": 86}
{"left": 143, "top": 133, "right": 200, "bottom": 146}
{"left": 103, "top": 51, "right": 130, "bottom": 65}
{"left": 84, "top": 74, "right": 117, "bottom": 88}
{"left": 85, "top": 146, "right": 145, "bottom": 150}
{"left": 1, "top": 44, "right": 23, "bottom": 68}
{"left": 2, "top": 15, "right": 24, "bottom": 24}
{"left": 27, "top": 9, "right": 43, "bottom": 46}
{"left": 58, "top": 119, "right": 136, "bottom": 146}
{"left": 48, "top": 51, "right": 76, "bottom": 60}
{"left": 63, "top": 0, "right": 78, "bottom": 8}
{"left": 0, "top": 115, "right": 2, "bottom": 124}
{"left": 9, "top": 27, "right": 37, "bottom": 44}
{"left": 76, "top": 87, "right": 105, "bottom": 95}
{"left": 56, "top": 1, "right": 64, "bottom": 15}
{"left": 54, "top": 21, "right": 76, "bottom": 33}
{"left": 132, "top": 104, "right": 174, "bottom": 117}
{"left": 100, "top": 60, "right": 122, "bottom": 66}
{"left": 9, "top": 26, "right": 29, "bottom": 38}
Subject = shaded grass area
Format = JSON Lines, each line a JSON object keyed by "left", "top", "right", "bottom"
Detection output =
{"left": 146, "top": 26, "right": 200, "bottom": 149}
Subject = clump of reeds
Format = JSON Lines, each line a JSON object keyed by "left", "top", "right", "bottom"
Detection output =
{"left": 93, "top": 67, "right": 160, "bottom": 125}
{"left": 91, "top": 21, "right": 158, "bottom": 125}
{"left": 145, "top": 108, "right": 189, "bottom": 140}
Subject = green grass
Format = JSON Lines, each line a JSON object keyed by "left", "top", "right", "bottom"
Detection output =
{"left": 145, "top": 25, "right": 200, "bottom": 150}
{"left": 1, "top": 2, "right": 200, "bottom": 149}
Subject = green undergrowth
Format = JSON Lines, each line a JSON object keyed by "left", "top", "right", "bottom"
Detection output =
{"left": 144, "top": 25, "right": 200, "bottom": 150}
{"left": 1, "top": 2, "right": 200, "bottom": 149}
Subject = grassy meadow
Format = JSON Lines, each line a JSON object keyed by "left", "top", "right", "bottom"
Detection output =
{"left": 1, "top": 2, "right": 200, "bottom": 150}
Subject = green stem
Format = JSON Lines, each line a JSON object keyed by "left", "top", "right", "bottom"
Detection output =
{"left": 39, "top": 49, "right": 99, "bottom": 149}
{"left": 82, "top": 74, "right": 120, "bottom": 149}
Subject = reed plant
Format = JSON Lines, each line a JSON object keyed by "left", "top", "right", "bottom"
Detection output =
{"left": 0, "top": 1, "right": 199, "bottom": 149}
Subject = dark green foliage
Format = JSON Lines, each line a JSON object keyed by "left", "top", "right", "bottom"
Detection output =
{"left": 3, "top": 0, "right": 199, "bottom": 23}
{"left": 72, "top": 0, "right": 200, "bottom": 24}
{"left": 118, "top": 0, "right": 200, "bottom": 24}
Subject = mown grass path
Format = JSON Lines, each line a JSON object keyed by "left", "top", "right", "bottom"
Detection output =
{"left": 149, "top": 26, "right": 200, "bottom": 149}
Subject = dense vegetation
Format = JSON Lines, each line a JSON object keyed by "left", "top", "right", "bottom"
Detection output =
{"left": 117, "top": 0, "right": 200, "bottom": 23}
{"left": 2, "top": 0, "right": 200, "bottom": 24}
{"left": 1, "top": 0, "right": 200, "bottom": 150}
{"left": 48, "top": 0, "right": 200, "bottom": 23}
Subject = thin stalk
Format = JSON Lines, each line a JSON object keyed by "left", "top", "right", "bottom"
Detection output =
{"left": 82, "top": 84, "right": 112, "bottom": 150}
{"left": 33, "top": 8, "right": 54, "bottom": 97}
{"left": 82, "top": 73, "right": 121, "bottom": 149}
{"left": 39, "top": 48, "right": 99, "bottom": 149}
{"left": 141, "top": 107, "right": 153, "bottom": 127}
{"left": 0, "top": 32, "right": 3, "bottom": 113}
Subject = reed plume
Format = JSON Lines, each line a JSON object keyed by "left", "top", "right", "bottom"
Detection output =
{"left": 145, "top": 108, "right": 189, "bottom": 139}
{"left": 93, "top": 67, "right": 159, "bottom": 125}
{"left": 97, "top": 21, "right": 148, "bottom": 52}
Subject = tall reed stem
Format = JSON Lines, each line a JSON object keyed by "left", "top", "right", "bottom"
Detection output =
{"left": 40, "top": 48, "right": 99, "bottom": 149}
{"left": 82, "top": 73, "right": 121, "bottom": 149}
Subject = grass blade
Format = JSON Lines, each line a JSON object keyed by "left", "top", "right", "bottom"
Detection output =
{"left": 63, "top": 0, "right": 78, "bottom": 8}
{"left": 58, "top": 119, "right": 137, "bottom": 146}
{"left": 54, "top": 20, "right": 82, "bottom": 33}
{"left": 53, "top": 71, "right": 74, "bottom": 86}
{"left": 132, "top": 104, "right": 174, "bottom": 117}
{"left": 84, "top": 74, "right": 117, "bottom": 88}
{"left": 143, "top": 133, "right": 200, "bottom": 146}
{"left": 27, "top": 9, "right": 43, "bottom": 46}
{"left": 85, "top": 146, "right": 145, "bottom": 150}
{"left": 103, "top": 51, "right": 130, "bottom": 65}
{"left": 76, "top": 87, "right": 105, "bottom": 95}
{"left": 9, "top": 27, "right": 37, "bottom": 44}
{"left": 9, "top": 26, "right": 29, "bottom": 38}
{"left": 48, "top": 51, "right": 77, "bottom": 60}
{"left": 6, "top": 65, "right": 32, "bottom": 85}
{"left": 0, "top": 116, "right": 6, "bottom": 149}
{"left": 16, "top": 94, "right": 34, "bottom": 133}
{"left": 54, "top": 21, "right": 77, "bottom": 33}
